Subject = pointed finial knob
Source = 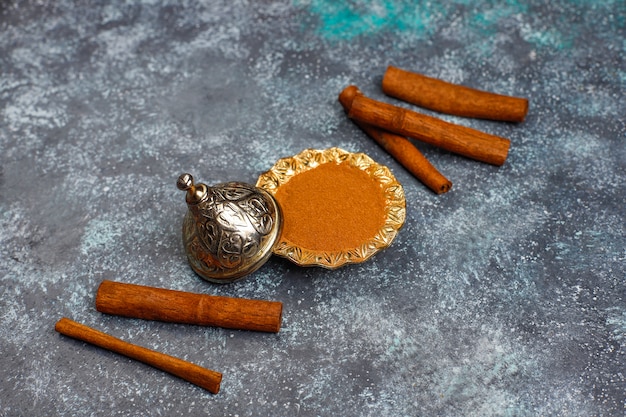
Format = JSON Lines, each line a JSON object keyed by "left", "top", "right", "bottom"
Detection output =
{"left": 177, "top": 173, "right": 208, "bottom": 204}
{"left": 177, "top": 173, "right": 194, "bottom": 191}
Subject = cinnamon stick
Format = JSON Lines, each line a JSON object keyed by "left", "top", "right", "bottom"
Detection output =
{"left": 343, "top": 86, "right": 510, "bottom": 166}
{"left": 382, "top": 66, "right": 529, "bottom": 122}
{"left": 55, "top": 317, "right": 222, "bottom": 394}
{"left": 96, "top": 280, "right": 282, "bottom": 333}
{"left": 339, "top": 86, "right": 452, "bottom": 194}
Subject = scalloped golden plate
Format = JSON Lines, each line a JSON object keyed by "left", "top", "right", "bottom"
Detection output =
{"left": 256, "top": 147, "right": 406, "bottom": 269}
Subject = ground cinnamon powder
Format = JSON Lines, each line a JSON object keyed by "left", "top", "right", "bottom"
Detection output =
{"left": 273, "top": 161, "right": 387, "bottom": 252}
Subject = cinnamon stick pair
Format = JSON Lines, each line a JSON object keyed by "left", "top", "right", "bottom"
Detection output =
{"left": 56, "top": 281, "right": 284, "bottom": 394}
{"left": 340, "top": 66, "right": 528, "bottom": 193}
{"left": 339, "top": 86, "right": 452, "bottom": 194}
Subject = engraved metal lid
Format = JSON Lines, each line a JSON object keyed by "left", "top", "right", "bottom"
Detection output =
{"left": 177, "top": 173, "right": 282, "bottom": 283}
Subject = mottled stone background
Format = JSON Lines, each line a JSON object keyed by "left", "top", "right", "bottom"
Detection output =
{"left": 1, "top": 1, "right": 624, "bottom": 416}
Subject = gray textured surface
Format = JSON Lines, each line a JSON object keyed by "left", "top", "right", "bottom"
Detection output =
{"left": 1, "top": 1, "right": 624, "bottom": 416}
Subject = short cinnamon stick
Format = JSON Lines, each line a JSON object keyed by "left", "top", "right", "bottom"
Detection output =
{"left": 96, "top": 280, "right": 282, "bottom": 333}
{"left": 339, "top": 86, "right": 452, "bottom": 194}
{"left": 382, "top": 66, "right": 529, "bottom": 122}
{"left": 344, "top": 86, "right": 510, "bottom": 166}
{"left": 55, "top": 317, "right": 222, "bottom": 394}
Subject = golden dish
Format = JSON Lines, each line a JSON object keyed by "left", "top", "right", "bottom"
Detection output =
{"left": 256, "top": 147, "right": 406, "bottom": 269}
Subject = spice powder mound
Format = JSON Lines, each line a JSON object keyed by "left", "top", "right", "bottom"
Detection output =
{"left": 273, "top": 161, "right": 387, "bottom": 253}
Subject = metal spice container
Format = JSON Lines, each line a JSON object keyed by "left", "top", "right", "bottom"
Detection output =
{"left": 176, "top": 173, "right": 283, "bottom": 284}
{"left": 176, "top": 148, "right": 406, "bottom": 284}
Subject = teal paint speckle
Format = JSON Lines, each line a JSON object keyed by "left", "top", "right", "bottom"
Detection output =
{"left": 522, "top": 27, "right": 574, "bottom": 51}
{"left": 298, "top": 0, "right": 440, "bottom": 40}
{"left": 298, "top": 0, "right": 534, "bottom": 42}
{"left": 468, "top": 1, "right": 529, "bottom": 36}
{"left": 299, "top": 0, "right": 604, "bottom": 54}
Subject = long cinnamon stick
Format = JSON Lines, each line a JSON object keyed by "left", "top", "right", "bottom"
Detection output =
{"left": 344, "top": 86, "right": 510, "bottom": 166}
{"left": 55, "top": 317, "right": 222, "bottom": 394}
{"left": 382, "top": 66, "right": 529, "bottom": 122}
{"left": 339, "top": 86, "right": 452, "bottom": 194}
{"left": 96, "top": 280, "right": 282, "bottom": 333}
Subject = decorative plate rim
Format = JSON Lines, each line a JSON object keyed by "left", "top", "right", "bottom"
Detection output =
{"left": 255, "top": 147, "right": 406, "bottom": 269}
